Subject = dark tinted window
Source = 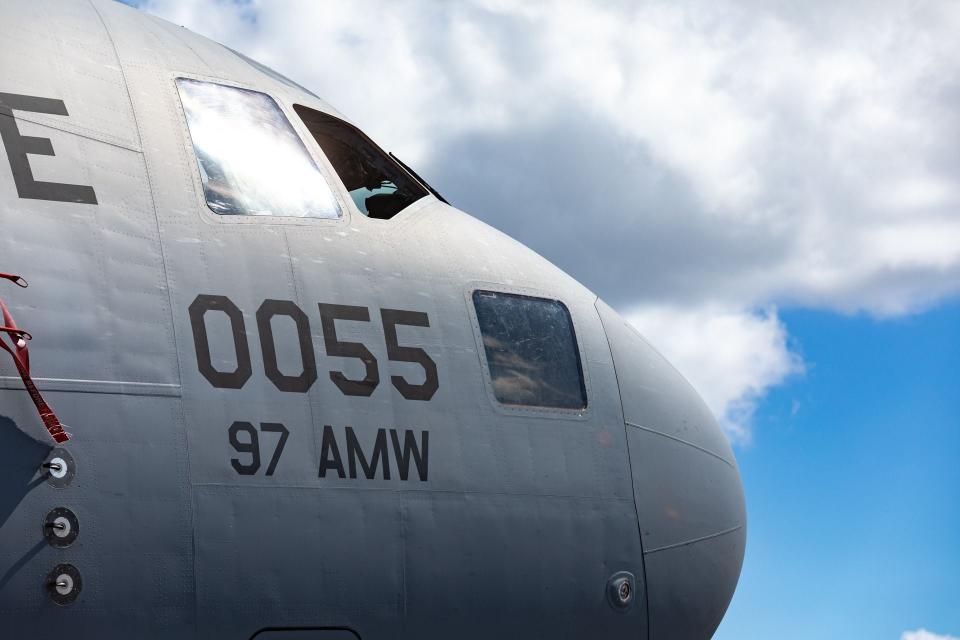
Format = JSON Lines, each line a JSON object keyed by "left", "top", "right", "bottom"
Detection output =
{"left": 293, "top": 105, "right": 428, "bottom": 219}
{"left": 473, "top": 291, "right": 587, "bottom": 409}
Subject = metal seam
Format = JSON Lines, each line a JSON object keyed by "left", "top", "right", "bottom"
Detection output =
{"left": 594, "top": 298, "right": 651, "bottom": 639}
{"left": 643, "top": 525, "right": 743, "bottom": 555}
{"left": 625, "top": 420, "right": 734, "bottom": 468}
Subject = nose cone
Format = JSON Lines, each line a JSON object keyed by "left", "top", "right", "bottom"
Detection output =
{"left": 596, "top": 301, "right": 746, "bottom": 640}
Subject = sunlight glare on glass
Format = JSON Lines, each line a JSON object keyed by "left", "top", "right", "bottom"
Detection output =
{"left": 177, "top": 78, "right": 340, "bottom": 218}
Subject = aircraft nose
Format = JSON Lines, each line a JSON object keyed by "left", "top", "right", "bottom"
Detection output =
{"left": 596, "top": 301, "right": 746, "bottom": 640}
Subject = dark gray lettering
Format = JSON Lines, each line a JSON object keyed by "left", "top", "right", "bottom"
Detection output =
{"left": 391, "top": 429, "right": 429, "bottom": 482}
{"left": 318, "top": 425, "right": 345, "bottom": 479}
{"left": 346, "top": 427, "right": 390, "bottom": 480}
{"left": 0, "top": 92, "right": 97, "bottom": 204}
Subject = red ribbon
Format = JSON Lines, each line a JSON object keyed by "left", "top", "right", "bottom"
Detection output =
{"left": 0, "top": 275, "right": 69, "bottom": 443}
{"left": 0, "top": 272, "right": 28, "bottom": 287}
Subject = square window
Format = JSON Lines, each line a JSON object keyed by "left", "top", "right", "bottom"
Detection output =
{"left": 473, "top": 290, "right": 587, "bottom": 409}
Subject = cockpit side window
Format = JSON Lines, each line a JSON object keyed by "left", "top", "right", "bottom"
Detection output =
{"left": 176, "top": 78, "right": 341, "bottom": 218}
{"left": 473, "top": 291, "right": 587, "bottom": 410}
{"left": 293, "top": 104, "right": 429, "bottom": 220}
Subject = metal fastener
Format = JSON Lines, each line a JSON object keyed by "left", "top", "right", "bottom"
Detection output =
{"left": 46, "top": 564, "right": 82, "bottom": 605}
{"left": 43, "top": 507, "right": 79, "bottom": 548}
{"left": 42, "top": 448, "right": 75, "bottom": 488}
{"left": 606, "top": 571, "right": 637, "bottom": 611}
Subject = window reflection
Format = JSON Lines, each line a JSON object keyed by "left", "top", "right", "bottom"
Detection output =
{"left": 176, "top": 78, "right": 340, "bottom": 218}
{"left": 473, "top": 291, "right": 587, "bottom": 409}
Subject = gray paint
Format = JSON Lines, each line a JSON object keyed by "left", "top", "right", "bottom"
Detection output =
{"left": 0, "top": 1, "right": 744, "bottom": 638}
{"left": 597, "top": 300, "right": 746, "bottom": 638}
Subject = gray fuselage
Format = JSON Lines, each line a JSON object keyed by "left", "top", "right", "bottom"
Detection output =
{"left": 0, "top": 2, "right": 746, "bottom": 638}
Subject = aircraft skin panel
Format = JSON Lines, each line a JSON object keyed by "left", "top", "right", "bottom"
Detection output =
{"left": 92, "top": 0, "right": 218, "bottom": 78}
{"left": 643, "top": 528, "right": 746, "bottom": 639}
{"left": 192, "top": 485, "right": 406, "bottom": 635}
{"left": 191, "top": 489, "right": 643, "bottom": 638}
{"left": 625, "top": 425, "right": 745, "bottom": 552}
{"left": 400, "top": 491, "right": 642, "bottom": 638}
{"left": 0, "top": 119, "right": 176, "bottom": 388}
{"left": 597, "top": 299, "right": 746, "bottom": 640}
{"left": 0, "top": 391, "right": 195, "bottom": 636}
{"left": 0, "top": 0, "right": 140, "bottom": 150}
{"left": 93, "top": 0, "right": 344, "bottom": 124}
{"left": 597, "top": 299, "right": 736, "bottom": 464}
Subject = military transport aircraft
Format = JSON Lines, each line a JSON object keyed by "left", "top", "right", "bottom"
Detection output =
{"left": 0, "top": 1, "right": 746, "bottom": 638}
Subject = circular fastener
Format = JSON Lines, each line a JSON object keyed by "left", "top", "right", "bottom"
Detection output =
{"left": 46, "top": 564, "right": 82, "bottom": 606}
{"left": 606, "top": 571, "right": 637, "bottom": 611}
{"left": 43, "top": 507, "right": 79, "bottom": 548}
{"left": 43, "top": 448, "right": 75, "bottom": 488}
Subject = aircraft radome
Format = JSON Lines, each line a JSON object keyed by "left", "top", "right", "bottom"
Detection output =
{"left": 0, "top": 1, "right": 746, "bottom": 638}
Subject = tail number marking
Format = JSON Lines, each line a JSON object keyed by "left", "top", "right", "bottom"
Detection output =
{"left": 189, "top": 295, "right": 438, "bottom": 401}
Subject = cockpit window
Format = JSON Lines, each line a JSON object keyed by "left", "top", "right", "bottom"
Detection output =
{"left": 473, "top": 291, "right": 587, "bottom": 410}
{"left": 176, "top": 78, "right": 340, "bottom": 218}
{"left": 293, "top": 104, "right": 429, "bottom": 219}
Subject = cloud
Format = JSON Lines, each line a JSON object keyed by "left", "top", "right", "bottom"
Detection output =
{"left": 135, "top": 0, "right": 960, "bottom": 437}
{"left": 627, "top": 304, "right": 802, "bottom": 443}
{"left": 902, "top": 629, "right": 960, "bottom": 640}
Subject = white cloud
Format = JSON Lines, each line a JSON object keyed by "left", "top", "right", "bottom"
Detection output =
{"left": 627, "top": 305, "right": 802, "bottom": 442}
{"left": 136, "top": 0, "right": 960, "bottom": 439}
{"left": 902, "top": 629, "right": 960, "bottom": 640}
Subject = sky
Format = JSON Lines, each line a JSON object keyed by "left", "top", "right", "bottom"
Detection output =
{"left": 126, "top": 1, "right": 960, "bottom": 637}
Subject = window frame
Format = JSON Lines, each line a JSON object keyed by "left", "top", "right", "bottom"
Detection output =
{"left": 172, "top": 73, "right": 353, "bottom": 228}
{"left": 465, "top": 284, "right": 591, "bottom": 419}
{"left": 291, "top": 103, "right": 435, "bottom": 222}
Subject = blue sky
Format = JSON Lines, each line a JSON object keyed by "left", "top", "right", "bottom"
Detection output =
{"left": 717, "top": 302, "right": 960, "bottom": 639}
{"left": 131, "top": 1, "right": 960, "bottom": 637}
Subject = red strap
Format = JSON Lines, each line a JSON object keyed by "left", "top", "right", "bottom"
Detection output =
{"left": 0, "top": 277, "right": 69, "bottom": 443}
{"left": 0, "top": 272, "right": 28, "bottom": 288}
